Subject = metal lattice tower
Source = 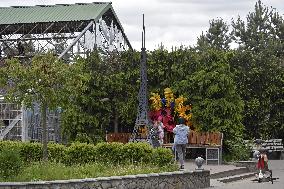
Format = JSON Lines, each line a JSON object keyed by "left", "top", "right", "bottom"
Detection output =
{"left": 130, "top": 14, "right": 150, "bottom": 142}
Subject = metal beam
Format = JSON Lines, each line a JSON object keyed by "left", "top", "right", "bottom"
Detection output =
{"left": 59, "top": 20, "right": 94, "bottom": 59}
{"left": 0, "top": 113, "right": 22, "bottom": 140}
{"left": 0, "top": 36, "right": 78, "bottom": 42}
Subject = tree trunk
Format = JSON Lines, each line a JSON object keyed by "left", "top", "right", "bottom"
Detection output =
{"left": 114, "top": 110, "right": 119, "bottom": 133}
{"left": 41, "top": 101, "right": 48, "bottom": 161}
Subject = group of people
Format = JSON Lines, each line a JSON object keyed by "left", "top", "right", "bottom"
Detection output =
{"left": 149, "top": 117, "right": 190, "bottom": 170}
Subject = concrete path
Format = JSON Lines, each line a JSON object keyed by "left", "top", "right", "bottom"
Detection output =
{"left": 183, "top": 160, "right": 240, "bottom": 174}
{"left": 208, "top": 160, "right": 284, "bottom": 189}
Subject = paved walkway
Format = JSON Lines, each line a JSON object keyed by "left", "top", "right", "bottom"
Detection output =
{"left": 183, "top": 160, "right": 239, "bottom": 174}
{"left": 207, "top": 160, "right": 284, "bottom": 189}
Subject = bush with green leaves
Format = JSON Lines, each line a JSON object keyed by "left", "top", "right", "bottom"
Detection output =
{"left": 63, "top": 142, "right": 97, "bottom": 165}
{"left": 95, "top": 142, "right": 124, "bottom": 164}
{"left": 0, "top": 147, "right": 23, "bottom": 179}
{"left": 121, "top": 142, "right": 154, "bottom": 164}
{"left": 152, "top": 147, "right": 174, "bottom": 166}
{"left": 47, "top": 143, "right": 65, "bottom": 162}
{"left": 223, "top": 138, "right": 251, "bottom": 162}
{"left": 20, "top": 142, "right": 42, "bottom": 162}
{"left": 0, "top": 141, "right": 174, "bottom": 167}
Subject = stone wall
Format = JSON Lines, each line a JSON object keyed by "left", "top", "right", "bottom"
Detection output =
{"left": 0, "top": 170, "right": 210, "bottom": 189}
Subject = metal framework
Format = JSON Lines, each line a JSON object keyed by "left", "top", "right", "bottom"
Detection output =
{"left": 130, "top": 15, "right": 150, "bottom": 142}
{"left": 0, "top": 2, "right": 132, "bottom": 142}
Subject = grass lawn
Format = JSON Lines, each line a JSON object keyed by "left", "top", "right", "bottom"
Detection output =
{"left": 1, "top": 162, "right": 179, "bottom": 182}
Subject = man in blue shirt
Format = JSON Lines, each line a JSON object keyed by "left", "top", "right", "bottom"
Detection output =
{"left": 173, "top": 117, "right": 190, "bottom": 169}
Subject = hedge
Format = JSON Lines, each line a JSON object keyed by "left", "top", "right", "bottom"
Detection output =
{"left": 0, "top": 141, "right": 174, "bottom": 166}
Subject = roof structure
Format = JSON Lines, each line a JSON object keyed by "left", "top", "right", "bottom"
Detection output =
{"left": 0, "top": 2, "right": 133, "bottom": 142}
{"left": 0, "top": 2, "right": 132, "bottom": 61}
{"left": 0, "top": 3, "right": 110, "bottom": 25}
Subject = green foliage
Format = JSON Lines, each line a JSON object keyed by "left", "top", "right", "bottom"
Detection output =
{"left": 223, "top": 138, "right": 251, "bottom": 162}
{"left": 6, "top": 161, "right": 177, "bottom": 182}
{"left": 229, "top": 0, "right": 284, "bottom": 139}
{"left": 121, "top": 142, "right": 154, "bottom": 164}
{"left": 0, "top": 147, "right": 23, "bottom": 179}
{"left": 95, "top": 142, "right": 124, "bottom": 164}
{"left": 197, "top": 18, "right": 231, "bottom": 50}
{"left": 232, "top": 0, "right": 284, "bottom": 56}
{"left": 0, "top": 141, "right": 174, "bottom": 168}
{"left": 47, "top": 143, "right": 65, "bottom": 162}
{"left": 0, "top": 140, "right": 23, "bottom": 151}
{"left": 63, "top": 142, "right": 97, "bottom": 165}
{"left": 152, "top": 147, "right": 174, "bottom": 166}
{"left": 173, "top": 50, "right": 244, "bottom": 157}
{"left": 0, "top": 52, "right": 90, "bottom": 160}
{"left": 0, "top": 141, "right": 64, "bottom": 163}
{"left": 20, "top": 142, "right": 42, "bottom": 162}
{"left": 61, "top": 50, "right": 139, "bottom": 142}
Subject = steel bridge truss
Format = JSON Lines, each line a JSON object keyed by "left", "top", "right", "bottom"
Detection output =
{"left": 0, "top": 9, "right": 131, "bottom": 141}
{"left": 0, "top": 10, "right": 131, "bottom": 62}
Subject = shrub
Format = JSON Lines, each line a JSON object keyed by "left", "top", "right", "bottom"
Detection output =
{"left": 152, "top": 147, "right": 174, "bottom": 166}
{"left": 95, "top": 142, "right": 124, "bottom": 164}
{"left": 48, "top": 143, "right": 65, "bottom": 162}
{"left": 20, "top": 142, "right": 42, "bottom": 162}
{"left": 224, "top": 139, "right": 251, "bottom": 162}
{"left": 64, "top": 142, "right": 96, "bottom": 165}
{"left": 0, "top": 147, "right": 23, "bottom": 179}
{"left": 0, "top": 141, "right": 174, "bottom": 168}
{"left": 121, "top": 142, "right": 153, "bottom": 164}
{"left": 0, "top": 141, "right": 22, "bottom": 151}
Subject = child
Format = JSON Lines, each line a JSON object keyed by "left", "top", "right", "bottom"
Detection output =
{"left": 150, "top": 120, "right": 163, "bottom": 148}
{"left": 257, "top": 148, "right": 268, "bottom": 171}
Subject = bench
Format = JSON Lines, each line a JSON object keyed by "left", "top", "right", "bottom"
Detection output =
{"left": 163, "top": 131, "right": 223, "bottom": 165}
{"left": 106, "top": 131, "right": 224, "bottom": 164}
{"left": 106, "top": 133, "right": 131, "bottom": 144}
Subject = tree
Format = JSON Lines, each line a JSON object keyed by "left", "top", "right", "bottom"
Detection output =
{"left": 61, "top": 50, "right": 139, "bottom": 142}
{"left": 173, "top": 50, "right": 245, "bottom": 159}
{"left": 232, "top": 0, "right": 284, "bottom": 56}
{"left": 0, "top": 52, "right": 89, "bottom": 160}
{"left": 231, "top": 0, "right": 284, "bottom": 139}
{"left": 197, "top": 18, "right": 231, "bottom": 51}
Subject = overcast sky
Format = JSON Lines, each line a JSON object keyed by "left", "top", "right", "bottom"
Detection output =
{"left": 0, "top": 0, "right": 283, "bottom": 50}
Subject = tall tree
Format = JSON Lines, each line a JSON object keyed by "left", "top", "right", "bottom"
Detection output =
{"left": 61, "top": 50, "right": 139, "bottom": 142}
{"left": 0, "top": 52, "right": 89, "bottom": 160}
{"left": 197, "top": 18, "right": 231, "bottom": 51}
{"left": 231, "top": 0, "right": 284, "bottom": 139}
{"left": 232, "top": 0, "right": 284, "bottom": 56}
{"left": 173, "top": 49, "right": 245, "bottom": 159}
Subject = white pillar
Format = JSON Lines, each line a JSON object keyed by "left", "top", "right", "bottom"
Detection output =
{"left": 21, "top": 105, "right": 28, "bottom": 142}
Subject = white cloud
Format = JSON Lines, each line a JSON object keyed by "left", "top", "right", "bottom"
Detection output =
{"left": 0, "top": 0, "right": 283, "bottom": 50}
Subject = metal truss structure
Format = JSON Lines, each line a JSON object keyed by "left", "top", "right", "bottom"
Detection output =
{"left": 0, "top": 3, "right": 132, "bottom": 142}
{"left": 130, "top": 15, "right": 150, "bottom": 142}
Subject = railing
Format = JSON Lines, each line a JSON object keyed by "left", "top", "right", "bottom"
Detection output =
{"left": 106, "top": 133, "right": 132, "bottom": 144}
{"left": 106, "top": 131, "right": 223, "bottom": 146}
{"left": 188, "top": 131, "right": 223, "bottom": 146}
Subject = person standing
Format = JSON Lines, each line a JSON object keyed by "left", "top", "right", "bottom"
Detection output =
{"left": 149, "top": 120, "right": 161, "bottom": 148}
{"left": 173, "top": 117, "right": 190, "bottom": 170}
{"left": 157, "top": 116, "right": 164, "bottom": 145}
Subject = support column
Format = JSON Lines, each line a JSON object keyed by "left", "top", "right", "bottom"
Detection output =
{"left": 21, "top": 105, "right": 28, "bottom": 142}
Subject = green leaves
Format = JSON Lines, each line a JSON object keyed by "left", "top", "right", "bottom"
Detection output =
{"left": 2, "top": 52, "right": 89, "bottom": 110}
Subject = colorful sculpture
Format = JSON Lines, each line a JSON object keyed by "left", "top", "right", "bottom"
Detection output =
{"left": 149, "top": 88, "right": 193, "bottom": 139}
